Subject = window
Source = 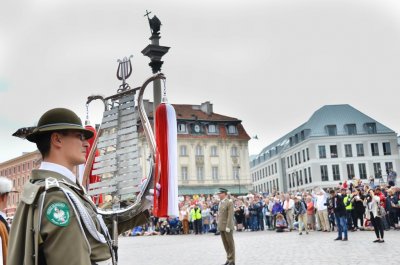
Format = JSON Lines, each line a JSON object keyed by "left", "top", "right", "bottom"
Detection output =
{"left": 231, "top": 146, "right": 238, "bottom": 157}
{"left": 347, "top": 164, "right": 355, "bottom": 179}
{"left": 210, "top": 146, "right": 218, "bottom": 156}
{"left": 288, "top": 173, "right": 292, "bottom": 188}
{"left": 290, "top": 156, "right": 293, "bottom": 167}
{"left": 208, "top": 124, "right": 217, "bottom": 134}
{"left": 275, "top": 163, "right": 278, "bottom": 173}
{"left": 233, "top": 167, "right": 240, "bottom": 180}
{"left": 373, "top": 163, "right": 382, "bottom": 178}
{"left": 302, "top": 150, "right": 306, "bottom": 162}
{"left": 181, "top": 167, "right": 188, "bottom": 180}
{"left": 304, "top": 169, "right": 308, "bottom": 184}
{"left": 321, "top": 165, "right": 329, "bottom": 181}
{"left": 268, "top": 166, "right": 271, "bottom": 176}
{"left": 296, "top": 172, "right": 299, "bottom": 186}
{"left": 196, "top": 145, "right": 203, "bottom": 156}
{"left": 287, "top": 157, "right": 290, "bottom": 168}
{"left": 330, "top": 145, "right": 338, "bottom": 158}
{"left": 371, "top": 143, "right": 379, "bottom": 156}
{"left": 196, "top": 166, "right": 204, "bottom": 180}
{"left": 180, "top": 145, "right": 187, "bottom": 156}
{"left": 327, "top": 125, "right": 337, "bottom": 136}
{"left": 383, "top": 142, "right": 391, "bottom": 155}
{"left": 365, "top": 123, "right": 377, "bottom": 134}
{"left": 212, "top": 166, "right": 219, "bottom": 180}
{"left": 227, "top": 125, "right": 238, "bottom": 135}
{"left": 346, "top": 124, "right": 357, "bottom": 135}
{"left": 356, "top": 144, "right": 364, "bottom": 157}
{"left": 177, "top": 123, "right": 187, "bottom": 133}
{"left": 306, "top": 148, "right": 310, "bottom": 160}
{"left": 298, "top": 151, "right": 301, "bottom": 164}
{"left": 295, "top": 153, "right": 298, "bottom": 165}
{"left": 319, "top": 146, "right": 326, "bottom": 159}
{"left": 308, "top": 167, "right": 312, "bottom": 183}
{"left": 299, "top": 170, "right": 303, "bottom": 185}
{"left": 332, "top": 165, "right": 340, "bottom": 181}
{"left": 344, "top": 144, "right": 352, "bottom": 157}
{"left": 193, "top": 124, "right": 201, "bottom": 133}
{"left": 358, "top": 163, "right": 367, "bottom": 179}
{"left": 276, "top": 179, "right": 279, "bottom": 191}
{"left": 385, "top": 162, "right": 393, "bottom": 176}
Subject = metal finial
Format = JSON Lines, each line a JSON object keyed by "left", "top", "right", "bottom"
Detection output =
{"left": 116, "top": 55, "right": 133, "bottom": 92}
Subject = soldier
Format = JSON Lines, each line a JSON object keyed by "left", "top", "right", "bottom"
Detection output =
{"left": 8, "top": 108, "right": 151, "bottom": 265}
{"left": 217, "top": 188, "right": 235, "bottom": 265}
{"left": 0, "top": 176, "right": 13, "bottom": 265}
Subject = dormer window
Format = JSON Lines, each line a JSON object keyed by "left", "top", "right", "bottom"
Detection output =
{"left": 326, "top": 125, "right": 337, "bottom": 136}
{"left": 177, "top": 123, "right": 187, "bottom": 133}
{"left": 227, "top": 125, "right": 238, "bottom": 135}
{"left": 345, "top": 124, "right": 357, "bottom": 135}
{"left": 365, "top": 123, "right": 377, "bottom": 134}
{"left": 193, "top": 124, "right": 201, "bottom": 133}
{"left": 208, "top": 124, "right": 218, "bottom": 134}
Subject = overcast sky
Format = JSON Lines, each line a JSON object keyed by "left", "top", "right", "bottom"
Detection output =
{"left": 1, "top": 0, "right": 400, "bottom": 163}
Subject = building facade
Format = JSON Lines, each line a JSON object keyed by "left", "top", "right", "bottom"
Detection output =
{"left": 139, "top": 101, "right": 252, "bottom": 195}
{"left": 0, "top": 150, "right": 42, "bottom": 216}
{"left": 250, "top": 104, "right": 400, "bottom": 193}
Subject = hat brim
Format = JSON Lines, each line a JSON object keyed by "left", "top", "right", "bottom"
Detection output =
{"left": 26, "top": 125, "right": 94, "bottom": 143}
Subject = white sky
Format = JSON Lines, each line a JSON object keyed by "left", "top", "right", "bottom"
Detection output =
{"left": 1, "top": 0, "right": 400, "bottom": 163}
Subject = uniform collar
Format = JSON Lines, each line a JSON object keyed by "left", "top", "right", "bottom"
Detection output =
{"left": 31, "top": 168, "right": 81, "bottom": 190}
{"left": 39, "top": 162, "right": 77, "bottom": 183}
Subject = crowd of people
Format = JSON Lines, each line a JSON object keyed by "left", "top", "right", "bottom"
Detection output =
{"left": 127, "top": 178, "right": 400, "bottom": 243}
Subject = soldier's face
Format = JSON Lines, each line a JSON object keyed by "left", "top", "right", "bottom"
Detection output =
{"left": 59, "top": 131, "right": 89, "bottom": 165}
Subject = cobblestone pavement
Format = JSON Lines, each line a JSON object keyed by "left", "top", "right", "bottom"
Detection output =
{"left": 118, "top": 229, "right": 400, "bottom": 265}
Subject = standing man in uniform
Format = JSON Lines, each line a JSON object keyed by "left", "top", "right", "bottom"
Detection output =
{"left": 0, "top": 176, "right": 13, "bottom": 265}
{"left": 217, "top": 188, "right": 235, "bottom": 265}
{"left": 8, "top": 108, "right": 150, "bottom": 265}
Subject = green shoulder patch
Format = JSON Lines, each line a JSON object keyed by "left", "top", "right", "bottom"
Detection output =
{"left": 46, "top": 202, "right": 71, "bottom": 227}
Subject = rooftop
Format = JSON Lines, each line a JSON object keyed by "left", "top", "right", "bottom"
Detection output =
{"left": 251, "top": 104, "right": 396, "bottom": 167}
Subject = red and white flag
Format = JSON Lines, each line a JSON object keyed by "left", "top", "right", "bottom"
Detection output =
{"left": 154, "top": 103, "right": 178, "bottom": 218}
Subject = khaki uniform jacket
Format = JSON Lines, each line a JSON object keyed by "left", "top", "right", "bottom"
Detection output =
{"left": 7, "top": 169, "right": 149, "bottom": 265}
{"left": 217, "top": 198, "right": 234, "bottom": 231}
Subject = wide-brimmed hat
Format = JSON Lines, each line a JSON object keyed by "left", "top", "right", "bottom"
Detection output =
{"left": 26, "top": 108, "right": 94, "bottom": 143}
{"left": 216, "top": 188, "right": 228, "bottom": 194}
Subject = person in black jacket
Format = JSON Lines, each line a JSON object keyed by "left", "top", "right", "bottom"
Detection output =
{"left": 330, "top": 188, "right": 348, "bottom": 241}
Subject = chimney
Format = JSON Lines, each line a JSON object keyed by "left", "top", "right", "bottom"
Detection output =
{"left": 200, "top": 101, "right": 213, "bottom": 115}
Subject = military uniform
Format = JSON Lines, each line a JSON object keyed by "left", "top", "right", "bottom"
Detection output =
{"left": 8, "top": 108, "right": 149, "bottom": 265}
{"left": 8, "top": 169, "right": 148, "bottom": 265}
{"left": 217, "top": 194, "right": 235, "bottom": 265}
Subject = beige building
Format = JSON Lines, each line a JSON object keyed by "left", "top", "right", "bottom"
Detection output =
{"left": 139, "top": 101, "right": 252, "bottom": 195}
{"left": 0, "top": 150, "right": 42, "bottom": 216}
